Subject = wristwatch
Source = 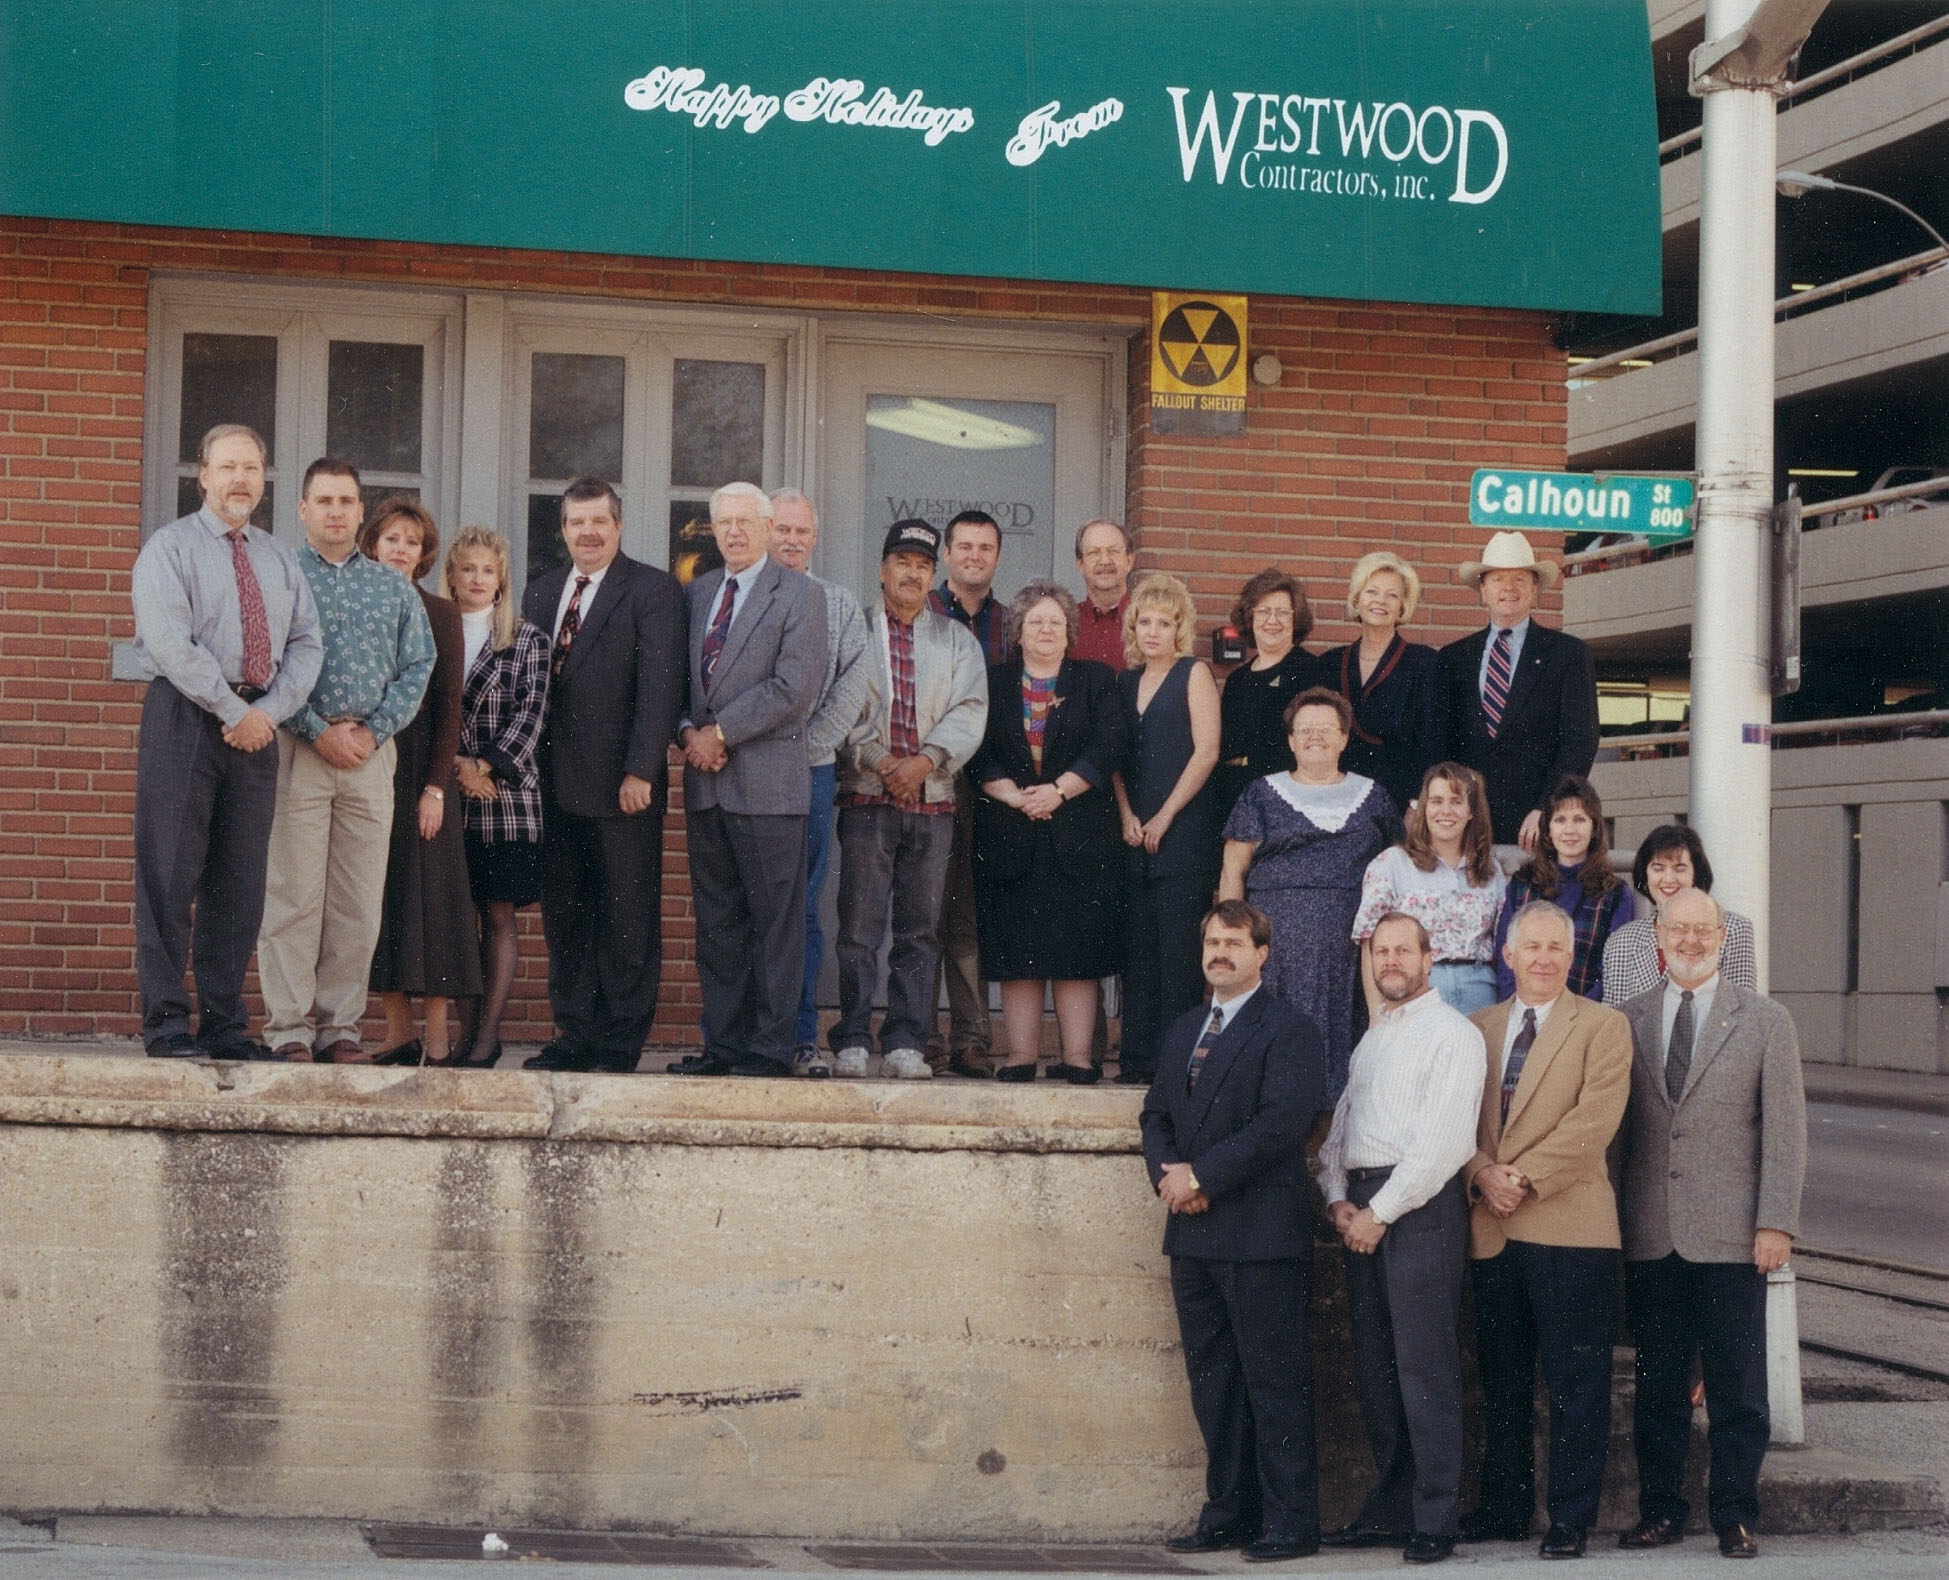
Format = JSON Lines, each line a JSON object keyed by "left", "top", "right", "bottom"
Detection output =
{"left": 1184, "top": 1168, "right": 1201, "bottom": 1193}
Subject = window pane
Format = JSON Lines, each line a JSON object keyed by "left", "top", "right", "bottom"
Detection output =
{"left": 327, "top": 341, "right": 424, "bottom": 474}
{"left": 670, "top": 359, "right": 765, "bottom": 489}
{"left": 360, "top": 483, "right": 419, "bottom": 521}
{"left": 527, "top": 493, "right": 570, "bottom": 583}
{"left": 530, "top": 353, "right": 624, "bottom": 481}
{"left": 864, "top": 396, "right": 1055, "bottom": 540}
{"left": 179, "top": 333, "right": 278, "bottom": 465}
{"left": 177, "top": 473, "right": 273, "bottom": 531}
{"left": 670, "top": 499, "right": 721, "bottom": 585}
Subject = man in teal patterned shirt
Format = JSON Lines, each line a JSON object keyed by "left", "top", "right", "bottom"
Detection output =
{"left": 259, "top": 458, "right": 435, "bottom": 1062}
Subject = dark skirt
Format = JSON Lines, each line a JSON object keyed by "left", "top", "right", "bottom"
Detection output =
{"left": 466, "top": 832, "right": 542, "bottom": 909}
{"left": 975, "top": 825, "right": 1125, "bottom": 981}
{"left": 369, "top": 709, "right": 483, "bottom": 997}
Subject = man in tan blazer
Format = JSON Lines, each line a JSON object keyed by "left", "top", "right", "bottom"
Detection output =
{"left": 1614, "top": 887, "right": 1805, "bottom": 1560}
{"left": 1458, "top": 900, "right": 1632, "bottom": 1560}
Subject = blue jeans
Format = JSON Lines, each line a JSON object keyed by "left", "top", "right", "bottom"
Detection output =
{"left": 799, "top": 762, "right": 837, "bottom": 1046}
{"left": 1430, "top": 961, "right": 1498, "bottom": 1016}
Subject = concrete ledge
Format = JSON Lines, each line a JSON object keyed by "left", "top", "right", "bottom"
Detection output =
{"left": 0, "top": 1055, "right": 1146, "bottom": 1153}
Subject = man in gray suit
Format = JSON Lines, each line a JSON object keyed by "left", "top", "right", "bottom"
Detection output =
{"left": 669, "top": 482, "right": 828, "bottom": 1078}
{"left": 1615, "top": 887, "right": 1806, "bottom": 1560}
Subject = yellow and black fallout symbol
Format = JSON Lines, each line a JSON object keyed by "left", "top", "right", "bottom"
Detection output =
{"left": 1155, "top": 300, "right": 1242, "bottom": 387}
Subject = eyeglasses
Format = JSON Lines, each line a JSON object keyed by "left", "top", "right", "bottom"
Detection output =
{"left": 1658, "top": 923, "right": 1724, "bottom": 941}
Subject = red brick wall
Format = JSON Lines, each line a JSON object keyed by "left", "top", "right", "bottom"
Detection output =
{"left": 0, "top": 216, "right": 1567, "bottom": 1047}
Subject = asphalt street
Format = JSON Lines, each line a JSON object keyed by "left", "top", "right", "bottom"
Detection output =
{"left": 1799, "top": 1101, "right": 1949, "bottom": 1270}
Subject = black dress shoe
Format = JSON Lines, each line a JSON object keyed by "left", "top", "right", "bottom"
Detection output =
{"left": 1241, "top": 1532, "right": 1318, "bottom": 1562}
{"left": 1113, "top": 1066, "right": 1152, "bottom": 1086}
{"left": 1618, "top": 1514, "right": 1685, "bottom": 1548}
{"left": 147, "top": 1032, "right": 203, "bottom": 1058}
{"left": 1163, "top": 1525, "right": 1256, "bottom": 1553}
{"left": 1322, "top": 1524, "right": 1409, "bottom": 1549}
{"left": 1057, "top": 1062, "right": 1101, "bottom": 1085}
{"left": 728, "top": 1054, "right": 793, "bottom": 1078}
{"left": 1539, "top": 1523, "right": 1587, "bottom": 1559}
{"left": 524, "top": 1041, "right": 593, "bottom": 1071}
{"left": 1456, "top": 1509, "right": 1531, "bottom": 1543}
{"left": 1403, "top": 1533, "right": 1455, "bottom": 1564}
{"left": 943, "top": 1056, "right": 990, "bottom": 1079}
{"left": 1716, "top": 1522, "right": 1758, "bottom": 1559}
{"left": 202, "top": 1035, "right": 276, "bottom": 1061}
{"left": 668, "top": 1053, "right": 736, "bottom": 1075}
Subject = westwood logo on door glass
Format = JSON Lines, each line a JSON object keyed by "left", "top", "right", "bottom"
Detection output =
{"left": 1150, "top": 290, "right": 1248, "bottom": 434}
{"left": 1157, "top": 300, "right": 1241, "bottom": 387}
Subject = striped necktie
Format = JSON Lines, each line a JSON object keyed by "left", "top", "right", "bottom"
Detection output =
{"left": 1665, "top": 990, "right": 1695, "bottom": 1104}
{"left": 1500, "top": 1007, "right": 1537, "bottom": 1124}
{"left": 1187, "top": 1004, "right": 1225, "bottom": 1089}
{"left": 1482, "top": 626, "right": 1514, "bottom": 738}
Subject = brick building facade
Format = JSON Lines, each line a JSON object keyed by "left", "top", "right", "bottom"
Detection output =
{"left": 0, "top": 215, "right": 1567, "bottom": 1047}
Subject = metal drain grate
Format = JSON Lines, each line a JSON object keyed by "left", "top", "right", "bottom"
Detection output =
{"left": 363, "top": 1524, "right": 767, "bottom": 1565}
{"left": 805, "top": 1545, "right": 1195, "bottom": 1573}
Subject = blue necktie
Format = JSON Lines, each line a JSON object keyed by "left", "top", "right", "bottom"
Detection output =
{"left": 699, "top": 576, "right": 737, "bottom": 687}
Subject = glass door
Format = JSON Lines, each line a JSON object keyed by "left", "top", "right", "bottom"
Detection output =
{"left": 818, "top": 329, "right": 1125, "bottom": 606}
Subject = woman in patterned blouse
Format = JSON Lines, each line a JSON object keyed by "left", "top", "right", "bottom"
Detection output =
{"left": 1491, "top": 773, "right": 1636, "bottom": 1001}
{"left": 1600, "top": 823, "right": 1758, "bottom": 1003}
{"left": 1353, "top": 761, "right": 1504, "bottom": 1015}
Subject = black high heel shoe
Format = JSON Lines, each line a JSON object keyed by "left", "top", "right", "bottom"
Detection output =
{"left": 373, "top": 1039, "right": 423, "bottom": 1066}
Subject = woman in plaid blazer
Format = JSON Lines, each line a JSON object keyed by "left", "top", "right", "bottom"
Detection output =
{"left": 446, "top": 526, "right": 549, "bottom": 1067}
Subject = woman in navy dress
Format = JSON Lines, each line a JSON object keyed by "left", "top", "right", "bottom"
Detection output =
{"left": 969, "top": 581, "right": 1126, "bottom": 1084}
{"left": 1111, "top": 573, "right": 1220, "bottom": 1086}
{"left": 1319, "top": 551, "right": 1445, "bottom": 815}
{"left": 1220, "top": 686, "right": 1401, "bottom": 1103}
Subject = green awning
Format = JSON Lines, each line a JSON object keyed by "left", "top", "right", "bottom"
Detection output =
{"left": 0, "top": 1, "right": 1662, "bottom": 314}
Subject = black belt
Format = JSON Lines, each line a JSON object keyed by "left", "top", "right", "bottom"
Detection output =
{"left": 230, "top": 683, "right": 267, "bottom": 703}
{"left": 1346, "top": 1165, "right": 1395, "bottom": 1185}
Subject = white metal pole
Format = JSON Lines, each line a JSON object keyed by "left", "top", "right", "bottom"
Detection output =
{"left": 1689, "top": 0, "right": 1779, "bottom": 994}
{"left": 1691, "top": 0, "right": 1810, "bottom": 1446}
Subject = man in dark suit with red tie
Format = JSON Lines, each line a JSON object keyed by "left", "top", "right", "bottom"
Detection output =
{"left": 1141, "top": 900, "right": 1326, "bottom": 1563}
{"left": 520, "top": 477, "right": 686, "bottom": 1072}
{"left": 1436, "top": 532, "right": 1598, "bottom": 850}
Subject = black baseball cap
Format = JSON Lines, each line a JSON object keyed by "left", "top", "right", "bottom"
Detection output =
{"left": 881, "top": 518, "right": 941, "bottom": 563}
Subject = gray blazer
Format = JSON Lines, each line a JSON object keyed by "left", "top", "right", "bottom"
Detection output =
{"left": 683, "top": 557, "right": 828, "bottom": 815}
{"left": 837, "top": 602, "right": 989, "bottom": 807}
{"left": 1617, "top": 980, "right": 1807, "bottom": 1264}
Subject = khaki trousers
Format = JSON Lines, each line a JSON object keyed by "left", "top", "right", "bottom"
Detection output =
{"left": 257, "top": 730, "right": 396, "bottom": 1050}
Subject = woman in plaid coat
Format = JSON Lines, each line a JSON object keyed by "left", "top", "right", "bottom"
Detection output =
{"left": 446, "top": 526, "right": 549, "bottom": 1067}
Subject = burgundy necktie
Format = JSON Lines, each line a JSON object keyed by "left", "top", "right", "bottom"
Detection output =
{"left": 1187, "top": 1004, "right": 1225, "bottom": 1089}
{"left": 228, "top": 529, "right": 273, "bottom": 689}
{"left": 1482, "top": 626, "right": 1513, "bottom": 738}
{"left": 552, "top": 575, "right": 590, "bottom": 680}
{"left": 699, "top": 576, "right": 737, "bottom": 687}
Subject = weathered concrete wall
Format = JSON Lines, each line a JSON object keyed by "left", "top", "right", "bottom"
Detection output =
{"left": 0, "top": 1058, "right": 1362, "bottom": 1537}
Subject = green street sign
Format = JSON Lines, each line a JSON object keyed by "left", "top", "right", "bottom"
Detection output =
{"left": 1470, "top": 470, "right": 1695, "bottom": 538}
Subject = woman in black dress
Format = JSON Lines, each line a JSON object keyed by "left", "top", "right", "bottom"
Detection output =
{"left": 970, "top": 580, "right": 1126, "bottom": 1084}
{"left": 1319, "top": 551, "right": 1446, "bottom": 814}
{"left": 1111, "top": 573, "right": 1220, "bottom": 1085}
{"left": 365, "top": 499, "right": 481, "bottom": 1064}
{"left": 1215, "top": 567, "right": 1321, "bottom": 821}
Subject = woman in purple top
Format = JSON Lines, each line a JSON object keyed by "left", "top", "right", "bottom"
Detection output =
{"left": 1492, "top": 773, "right": 1635, "bottom": 1001}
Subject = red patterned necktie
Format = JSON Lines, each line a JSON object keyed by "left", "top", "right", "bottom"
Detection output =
{"left": 1482, "top": 626, "right": 1513, "bottom": 738}
{"left": 1187, "top": 1004, "right": 1225, "bottom": 1089}
{"left": 699, "top": 576, "right": 737, "bottom": 687}
{"left": 228, "top": 529, "right": 273, "bottom": 689}
{"left": 552, "top": 575, "right": 590, "bottom": 680}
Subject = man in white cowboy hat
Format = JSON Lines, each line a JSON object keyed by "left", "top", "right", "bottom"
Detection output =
{"left": 1435, "top": 531, "right": 1598, "bottom": 850}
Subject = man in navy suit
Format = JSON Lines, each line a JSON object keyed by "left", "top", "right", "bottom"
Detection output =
{"left": 1436, "top": 532, "right": 1598, "bottom": 850}
{"left": 520, "top": 477, "right": 686, "bottom": 1072}
{"left": 1141, "top": 900, "right": 1326, "bottom": 1563}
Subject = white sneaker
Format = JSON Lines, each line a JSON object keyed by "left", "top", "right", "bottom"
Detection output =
{"left": 882, "top": 1047, "right": 934, "bottom": 1080}
{"left": 833, "top": 1046, "right": 870, "bottom": 1078}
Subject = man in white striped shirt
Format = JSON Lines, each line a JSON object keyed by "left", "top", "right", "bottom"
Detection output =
{"left": 1318, "top": 912, "right": 1487, "bottom": 1565}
